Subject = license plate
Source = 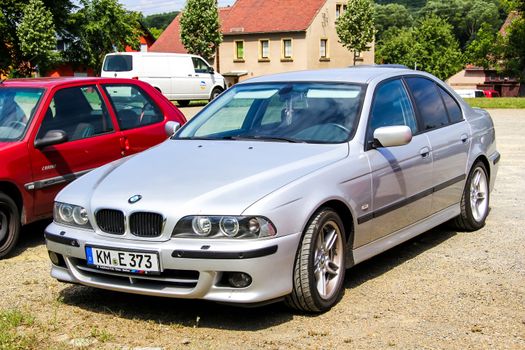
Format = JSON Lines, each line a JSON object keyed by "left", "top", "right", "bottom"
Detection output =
{"left": 85, "top": 246, "right": 160, "bottom": 274}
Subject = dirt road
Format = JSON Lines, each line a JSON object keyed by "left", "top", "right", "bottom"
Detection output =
{"left": 1, "top": 109, "right": 523, "bottom": 349}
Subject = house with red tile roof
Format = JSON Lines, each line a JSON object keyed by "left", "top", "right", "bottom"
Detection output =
{"left": 150, "top": 0, "right": 374, "bottom": 86}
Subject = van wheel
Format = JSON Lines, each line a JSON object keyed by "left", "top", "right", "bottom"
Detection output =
{"left": 210, "top": 87, "right": 223, "bottom": 102}
{"left": 177, "top": 100, "right": 190, "bottom": 107}
{"left": 0, "top": 192, "right": 21, "bottom": 259}
{"left": 285, "top": 209, "right": 346, "bottom": 313}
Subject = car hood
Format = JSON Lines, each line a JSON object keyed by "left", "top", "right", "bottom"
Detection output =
{"left": 60, "top": 140, "right": 349, "bottom": 215}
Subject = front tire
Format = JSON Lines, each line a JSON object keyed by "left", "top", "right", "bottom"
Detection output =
{"left": 285, "top": 209, "right": 346, "bottom": 313}
{"left": 0, "top": 192, "right": 21, "bottom": 259}
{"left": 209, "top": 87, "right": 223, "bottom": 102}
{"left": 453, "top": 161, "right": 490, "bottom": 231}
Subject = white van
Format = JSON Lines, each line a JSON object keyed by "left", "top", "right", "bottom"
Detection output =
{"left": 101, "top": 52, "right": 226, "bottom": 106}
{"left": 454, "top": 89, "right": 485, "bottom": 98}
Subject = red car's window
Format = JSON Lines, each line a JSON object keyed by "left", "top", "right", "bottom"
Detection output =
{"left": 37, "top": 85, "right": 113, "bottom": 142}
{"left": 103, "top": 85, "right": 164, "bottom": 131}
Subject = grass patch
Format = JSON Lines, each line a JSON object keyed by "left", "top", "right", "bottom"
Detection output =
{"left": 0, "top": 309, "right": 36, "bottom": 350}
{"left": 465, "top": 97, "right": 525, "bottom": 109}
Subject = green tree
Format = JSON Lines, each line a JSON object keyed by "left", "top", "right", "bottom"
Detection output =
{"left": 142, "top": 11, "right": 179, "bottom": 30}
{"left": 64, "top": 0, "right": 141, "bottom": 72}
{"left": 17, "top": 0, "right": 57, "bottom": 75}
{"left": 148, "top": 27, "right": 164, "bottom": 40}
{"left": 0, "top": 0, "right": 73, "bottom": 76}
{"left": 336, "top": 0, "right": 375, "bottom": 65}
{"left": 419, "top": 0, "right": 500, "bottom": 48}
{"left": 376, "top": 16, "right": 464, "bottom": 80}
{"left": 180, "top": 0, "right": 222, "bottom": 62}
{"left": 375, "top": 27, "right": 419, "bottom": 68}
{"left": 502, "top": 17, "right": 525, "bottom": 80}
{"left": 374, "top": 3, "right": 413, "bottom": 41}
{"left": 465, "top": 23, "right": 501, "bottom": 69}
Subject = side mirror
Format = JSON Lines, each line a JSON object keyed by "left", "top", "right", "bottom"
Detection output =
{"left": 372, "top": 125, "right": 412, "bottom": 148}
{"left": 165, "top": 121, "right": 180, "bottom": 137}
{"left": 208, "top": 66, "right": 215, "bottom": 74}
{"left": 34, "top": 130, "right": 68, "bottom": 149}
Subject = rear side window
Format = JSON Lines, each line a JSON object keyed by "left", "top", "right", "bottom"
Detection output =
{"left": 104, "top": 85, "right": 164, "bottom": 130}
{"left": 103, "top": 55, "right": 132, "bottom": 72}
{"left": 368, "top": 79, "right": 418, "bottom": 140}
{"left": 439, "top": 87, "right": 463, "bottom": 123}
{"left": 405, "top": 77, "right": 449, "bottom": 130}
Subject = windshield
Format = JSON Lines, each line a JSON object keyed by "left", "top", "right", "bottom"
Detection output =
{"left": 177, "top": 82, "right": 364, "bottom": 143}
{"left": 0, "top": 87, "right": 44, "bottom": 141}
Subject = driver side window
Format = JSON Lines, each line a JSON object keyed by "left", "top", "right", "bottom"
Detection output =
{"left": 368, "top": 79, "right": 417, "bottom": 143}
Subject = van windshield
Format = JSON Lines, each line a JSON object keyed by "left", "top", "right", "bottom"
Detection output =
{"left": 103, "top": 55, "right": 132, "bottom": 72}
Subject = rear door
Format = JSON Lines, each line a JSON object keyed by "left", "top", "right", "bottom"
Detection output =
{"left": 102, "top": 83, "right": 168, "bottom": 156}
{"left": 405, "top": 77, "right": 470, "bottom": 213}
{"left": 101, "top": 54, "right": 134, "bottom": 78}
{"left": 28, "top": 83, "right": 121, "bottom": 217}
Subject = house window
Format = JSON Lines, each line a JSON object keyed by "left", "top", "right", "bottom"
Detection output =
{"left": 282, "top": 39, "right": 292, "bottom": 59}
{"left": 320, "top": 39, "right": 328, "bottom": 58}
{"left": 260, "top": 40, "right": 269, "bottom": 59}
{"left": 336, "top": 4, "right": 347, "bottom": 18}
{"left": 235, "top": 41, "right": 244, "bottom": 60}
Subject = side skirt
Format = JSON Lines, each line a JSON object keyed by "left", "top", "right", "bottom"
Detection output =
{"left": 351, "top": 203, "right": 460, "bottom": 266}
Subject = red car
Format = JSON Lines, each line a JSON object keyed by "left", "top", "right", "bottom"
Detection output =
{"left": 0, "top": 77, "right": 186, "bottom": 257}
{"left": 483, "top": 89, "right": 500, "bottom": 98}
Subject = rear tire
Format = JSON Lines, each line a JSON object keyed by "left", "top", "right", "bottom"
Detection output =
{"left": 209, "top": 87, "right": 223, "bottom": 102}
{"left": 453, "top": 161, "right": 490, "bottom": 231}
{"left": 0, "top": 192, "right": 21, "bottom": 259}
{"left": 285, "top": 209, "right": 346, "bottom": 313}
{"left": 177, "top": 100, "right": 190, "bottom": 107}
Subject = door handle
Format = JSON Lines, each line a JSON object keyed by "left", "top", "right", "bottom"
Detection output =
{"left": 119, "top": 136, "right": 130, "bottom": 156}
{"left": 419, "top": 146, "right": 430, "bottom": 158}
{"left": 460, "top": 134, "right": 469, "bottom": 144}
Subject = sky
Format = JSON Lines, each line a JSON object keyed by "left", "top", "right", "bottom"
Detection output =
{"left": 119, "top": 0, "right": 236, "bottom": 15}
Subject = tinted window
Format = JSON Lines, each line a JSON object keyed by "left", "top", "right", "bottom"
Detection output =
{"left": 104, "top": 85, "right": 163, "bottom": 130}
{"left": 103, "top": 55, "right": 132, "bottom": 72}
{"left": 368, "top": 79, "right": 418, "bottom": 140}
{"left": 406, "top": 77, "right": 449, "bottom": 130}
{"left": 37, "top": 86, "right": 113, "bottom": 142}
{"left": 439, "top": 87, "right": 463, "bottom": 123}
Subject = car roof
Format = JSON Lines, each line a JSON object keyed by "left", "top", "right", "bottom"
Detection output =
{"left": 0, "top": 77, "right": 135, "bottom": 88}
{"left": 241, "top": 66, "right": 415, "bottom": 85}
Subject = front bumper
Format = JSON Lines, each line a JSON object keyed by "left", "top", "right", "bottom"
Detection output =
{"left": 45, "top": 222, "right": 300, "bottom": 304}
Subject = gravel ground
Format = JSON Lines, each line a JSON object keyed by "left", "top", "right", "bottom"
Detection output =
{"left": 1, "top": 109, "right": 524, "bottom": 349}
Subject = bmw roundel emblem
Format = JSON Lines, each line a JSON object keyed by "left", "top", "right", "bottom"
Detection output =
{"left": 128, "top": 195, "right": 142, "bottom": 204}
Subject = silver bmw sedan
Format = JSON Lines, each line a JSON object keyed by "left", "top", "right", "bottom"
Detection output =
{"left": 45, "top": 67, "right": 499, "bottom": 312}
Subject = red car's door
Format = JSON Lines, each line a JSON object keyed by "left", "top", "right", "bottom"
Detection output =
{"left": 28, "top": 84, "right": 122, "bottom": 218}
{"left": 101, "top": 83, "right": 172, "bottom": 156}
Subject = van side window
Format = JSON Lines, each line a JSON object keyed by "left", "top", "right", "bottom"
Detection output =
{"left": 192, "top": 57, "right": 210, "bottom": 74}
{"left": 104, "top": 85, "right": 164, "bottom": 130}
{"left": 37, "top": 86, "right": 113, "bottom": 142}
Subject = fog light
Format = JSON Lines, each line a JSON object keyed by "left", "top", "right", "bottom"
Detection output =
{"left": 48, "top": 251, "right": 60, "bottom": 265}
{"left": 227, "top": 272, "right": 252, "bottom": 288}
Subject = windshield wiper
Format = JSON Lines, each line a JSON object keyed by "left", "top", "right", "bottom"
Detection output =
{"left": 223, "top": 135, "right": 305, "bottom": 143}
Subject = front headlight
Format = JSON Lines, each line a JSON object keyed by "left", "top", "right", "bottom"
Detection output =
{"left": 172, "top": 216, "right": 276, "bottom": 239}
{"left": 54, "top": 202, "right": 92, "bottom": 229}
